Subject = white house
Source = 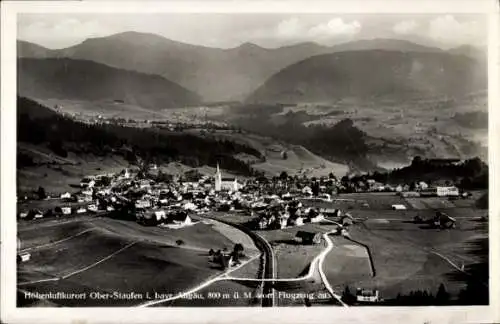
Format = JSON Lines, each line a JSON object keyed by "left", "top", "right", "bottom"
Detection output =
{"left": 135, "top": 200, "right": 152, "bottom": 209}
{"left": 356, "top": 289, "right": 379, "bottom": 303}
{"left": 310, "top": 213, "right": 325, "bottom": 223}
{"left": 61, "top": 207, "right": 72, "bottom": 215}
{"left": 87, "top": 204, "right": 98, "bottom": 212}
{"left": 291, "top": 216, "right": 304, "bottom": 227}
{"left": 392, "top": 204, "right": 407, "bottom": 210}
{"left": 76, "top": 207, "right": 87, "bottom": 214}
{"left": 436, "top": 186, "right": 459, "bottom": 197}
{"left": 183, "top": 202, "right": 197, "bottom": 211}
{"left": 60, "top": 192, "right": 71, "bottom": 199}
{"left": 18, "top": 253, "right": 31, "bottom": 263}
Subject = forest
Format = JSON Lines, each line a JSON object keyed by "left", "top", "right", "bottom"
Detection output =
{"left": 17, "top": 97, "right": 263, "bottom": 176}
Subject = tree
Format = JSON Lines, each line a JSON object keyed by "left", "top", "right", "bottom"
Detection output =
{"left": 342, "top": 286, "right": 356, "bottom": 304}
{"left": 281, "top": 151, "right": 288, "bottom": 160}
{"left": 435, "top": 283, "right": 450, "bottom": 305}
{"left": 279, "top": 171, "right": 289, "bottom": 181}
{"left": 411, "top": 156, "right": 423, "bottom": 167}
{"left": 37, "top": 186, "right": 46, "bottom": 200}
{"left": 233, "top": 243, "right": 244, "bottom": 257}
{"left": 311, "top": 182, "right": 320, "bottom": 197}
{"left": 176, "top": 239, "right": 184, "bottom": 246}
{"left": 208, "top": 249, "right": 215, "bottom": 256}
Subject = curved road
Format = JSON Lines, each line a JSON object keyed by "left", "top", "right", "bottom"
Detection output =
{"left": 138, "top": 215, "right": 348, "bottom": 307}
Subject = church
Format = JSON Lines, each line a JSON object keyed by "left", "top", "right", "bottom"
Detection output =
{"left": 214, "top": 163, "right": 242, "bottom": 192}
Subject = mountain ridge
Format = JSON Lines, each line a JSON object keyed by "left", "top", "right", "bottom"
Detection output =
{"left": 18, "top": 33, "right": 480, "bottom": 102}
{"left": 18, "top": 57, "right": 202, "bottom": 109}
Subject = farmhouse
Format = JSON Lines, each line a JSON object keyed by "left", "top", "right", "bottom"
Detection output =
{"left": 391, "top": 204, "right": 407, "bottom": 210}
{"left": 356, "top": 288, "right": 380, "bottom": 303}
{"left": 295, "top": 231, "right": 322, "bottom": 245}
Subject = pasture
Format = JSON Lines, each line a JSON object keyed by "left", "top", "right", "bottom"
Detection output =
{"left": 17, "top": 216, "right": 250, "bottom": 306}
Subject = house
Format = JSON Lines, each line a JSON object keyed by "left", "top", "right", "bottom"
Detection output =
{"left": 295, "top": 231, "right": 322, "bottom": 245}
{"left": 183, "top": 202, "right": 198, "bottom": 211}
{"left": 310, "top": 213, "right": 325, "bottom": 223}
{"left": 302, "top": 186, "right": 313, "bottom": 195}
{"left": 341, "top": 214, "right": 354, "bottom": 226}
{"left": 76, "top": 207, "right": 87, "bottom": 214}
{"left": 418, "top": 181, "right": 429, "bottom": 190}
{"left": 168, "top": 211, "right": 193, "bottom": 226}
{"left": 321, "top": 208, "right": 342, "bottom": 218}
{"left": 356, "top": 288, "right": 380, "bottom": 303}
{"left": 61, "top": 207, "right": 72, "bottom": 215}
{"left": 290, "top": 216, "right": 304, "bottom": 227}
{"left": 391, "top": 204, "right": 407, "bottom": 210}
{"left": 278, "top": 217, "right": 288, "bottom": 229}
{"left": 135, "top": 200, "right": 152, "bottom": 209}
{"left": 87, "top": 204, "right": 98, "bottom": 212}
{"left": 436, "top": 186, "right": 459, "bottom": 197}
{"left": 80, "top": 177, "right": 96, "bottom": 188}
{"left": 60, "top": 192, "right": 71, "bottom": 199}
{"left": 434, "top": 212, "right": 457, "bottom": 229}
{"left": 17, "top": 252, "right": 31, "bottom": 263}
{"left": 395, "top": 185, "right": 403, "bottom": 193}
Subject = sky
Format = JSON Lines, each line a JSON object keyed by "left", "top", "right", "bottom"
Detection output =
{"left": 17, "top": 13, "right": 487, "bottom": 50}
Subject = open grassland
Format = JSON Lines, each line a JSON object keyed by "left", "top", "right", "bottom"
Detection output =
{"left": 226, "top": 256, "right": 261, "bottom": 279}
{"left": 18, "top": 143, "right": 128, "bottom": 195}
{"left": 333, "top": 219, "right": 485, "bottom": 299}
{"left": 323, "top": 235, "right": 373, "bottom": 289}
{"left": 17, "top": 216, "right": 254, "bottom": 306}
{"left": 202, "top": 218, "right": 259, "bottom": 253}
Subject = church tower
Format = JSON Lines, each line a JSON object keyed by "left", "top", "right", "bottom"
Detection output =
{"left": 215, "top": 162, "right": 222, "bottom": 191}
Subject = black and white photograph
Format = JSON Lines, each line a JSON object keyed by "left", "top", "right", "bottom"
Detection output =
{"left": 1, "top": 0, "right": 499, "bottom": 323}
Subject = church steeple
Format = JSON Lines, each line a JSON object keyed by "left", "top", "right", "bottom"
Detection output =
{"left": 215, "top": 162, "right": 222, "bottom": 191}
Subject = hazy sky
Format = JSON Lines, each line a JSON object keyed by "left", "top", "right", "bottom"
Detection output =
{"left": 17, "top": 13, "right": 487, "bottom": 49}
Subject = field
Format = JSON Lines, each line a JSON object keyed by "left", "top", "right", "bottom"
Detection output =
{"left": 323, "top": 236, "right": 374, "bottom": 290}
{"left": 185, "top": 129, "right": 349, "bottom": 177}
{"left": 18, "top": 143, "right": 129, "bottom": 196}
{"left": 316, "top": 192, "right": 488, "bottom": 302}
{"left": 17, "top": 216, "right": 252, "bottom": 306}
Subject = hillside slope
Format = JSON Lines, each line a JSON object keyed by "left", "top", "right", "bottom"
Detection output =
{"left": 18, "top": 35, "right": 454, "bottom": 102}
{"left": 247, "top": 50, "right": 486, "bottom": 104}
{"left": 18, "top": 58, "right": 201, "bottom": 109}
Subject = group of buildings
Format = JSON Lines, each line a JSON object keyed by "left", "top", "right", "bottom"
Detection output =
{"left": 18, "top": 160, "right": 468, "bottom": 233}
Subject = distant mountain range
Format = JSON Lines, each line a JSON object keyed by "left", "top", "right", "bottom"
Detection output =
{"left": 18, "top": 58, "right": 201, "bottom": 109}
{"left": 17, "top": 32, "right": 486, "bottom": 102}
{"left": 247, "top": 50, "right": 486, "bottom": 104}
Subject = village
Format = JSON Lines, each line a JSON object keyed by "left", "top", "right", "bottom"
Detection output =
{"left": 17, "top": 158, "right": 476, "bottom": 276}
{"left": 17, "top": 158, "right": 470, "bottom": 230}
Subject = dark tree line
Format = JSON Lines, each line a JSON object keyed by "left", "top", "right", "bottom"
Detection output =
{"left": 346, "top": 156, "right": 488, "bottom": 189}
{"left": 17, "top": 97, "right": 262, "bottom": 176}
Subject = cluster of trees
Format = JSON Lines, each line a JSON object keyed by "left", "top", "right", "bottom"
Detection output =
{"left": 208, "top": 243, "right": 245, "bottom": 270}
{"left": 17, "top": 97, "right": 263, "bottom": 176}
{"left": 345, "top": 156, "right": 488, "bottom": 189}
